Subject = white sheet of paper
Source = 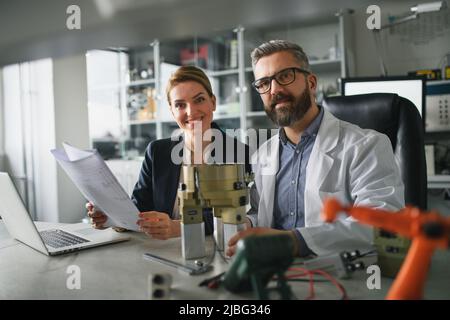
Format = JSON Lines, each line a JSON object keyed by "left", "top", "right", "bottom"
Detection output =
{"left": 51, "top": 143, "right": 140, "bottom": 231}
{"left": 63, "top": 142, "right": 96, "bottom": 161}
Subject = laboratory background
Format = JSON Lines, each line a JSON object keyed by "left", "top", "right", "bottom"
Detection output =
{"left": 0, "top": 0, "right": 449, "bottom": 301}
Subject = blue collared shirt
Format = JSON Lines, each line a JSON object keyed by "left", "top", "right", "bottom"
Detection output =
{"left": 273, "top": 106, "right": 324, "bottom": 256}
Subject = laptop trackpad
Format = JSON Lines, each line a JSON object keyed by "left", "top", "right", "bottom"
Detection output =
{"left": 71, "top": 226, "right": 128, "bottom": 242}
{"left": 72, "top": 227, "right": 102, "bottom": 236}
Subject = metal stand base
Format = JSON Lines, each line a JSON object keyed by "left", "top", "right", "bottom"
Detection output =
{"left": 181, "top": 222, "right": 206, "bottom": 260}
{"left": 214, "top": 217, "right": 224, "bottom": 251}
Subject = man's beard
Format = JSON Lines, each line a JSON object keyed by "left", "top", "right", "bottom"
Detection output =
{"left": 264, "top": 87, "right": 312, "bottom": 127}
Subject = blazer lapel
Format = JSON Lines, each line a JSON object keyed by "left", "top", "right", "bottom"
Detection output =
{"left": 164, "top": 139, "right": 182, "bottom": 216}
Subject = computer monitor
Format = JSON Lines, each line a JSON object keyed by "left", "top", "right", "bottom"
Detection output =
{"left": 341, "top": 76, "right": 426, "bottom": 118}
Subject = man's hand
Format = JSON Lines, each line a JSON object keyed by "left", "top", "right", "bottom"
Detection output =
{"left": 226, "top": 227, "right": 298, "bottom": 257}
{"left": 137, "top": 211, "right": 181, "bottom": 240}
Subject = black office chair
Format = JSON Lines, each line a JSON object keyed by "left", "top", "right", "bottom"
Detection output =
{"left": 323, "top": 93, "right": 427, "bottom": 210}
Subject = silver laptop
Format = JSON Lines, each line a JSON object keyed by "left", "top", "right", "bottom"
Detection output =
{"left": 0, "top": 172, "right": 130, "bottom": 256}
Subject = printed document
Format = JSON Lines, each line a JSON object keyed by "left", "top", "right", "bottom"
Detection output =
{"left": 51, "top": 143, "right": 140, "bottom": 231}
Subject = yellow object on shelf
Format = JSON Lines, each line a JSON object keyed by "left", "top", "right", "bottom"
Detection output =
{"left": 445, "top": 66, "right": 450, "bottom": 80}
{"left": 137, "top": 88, "right": 157, "bottom": 121}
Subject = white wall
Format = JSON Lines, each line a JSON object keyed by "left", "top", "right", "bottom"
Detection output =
{"left": 29, "top": 59, "right": 59, "bottom": 222}
{"left": 2, "top": 65, "right": 27, "bottom": 200}
{"left": 352, "top": 1, "right": 450, "bottom": 76}
{"left": 86, "top": 50, "right": 124, "bottom": 140}
{"left": 1, "top": 60, "right": 60, "bottom": 221}
{"left": 53, "top": 54, "right": 90, "bottom": 223}
{"left": 0, "top": 69, "right": 4, "bottom": 170}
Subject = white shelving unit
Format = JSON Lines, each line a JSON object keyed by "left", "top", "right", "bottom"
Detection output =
{"left": 425, "top": 79, "right": 450, "bottom": 190}
{"left": 126, "top": 79, "right": 156, "bottom": 87}
{"left": 246, "top": 111, "right": 266, "bottom": 117}
{"left": 426, "top": 79, "right": 450, "bottom": 86}
{"left": 428, "top": 175, "right": 450, "bottom": 189}
{"left": 86, "top": 11, "right": 354, "bottom": 159}
{"left": 309, "top": 58, "right": 342, "bottom": 73}
{"left": 128, "top": 119, "right": 158, "bottom": 125}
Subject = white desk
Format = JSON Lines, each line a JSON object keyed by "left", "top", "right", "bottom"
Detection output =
{"left": 0, "top": 222, "right": 449, "bottom": 300}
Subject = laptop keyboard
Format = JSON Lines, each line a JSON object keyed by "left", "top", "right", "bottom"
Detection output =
{"left": 39, "top": 229, "right": 89, "bottom": 248}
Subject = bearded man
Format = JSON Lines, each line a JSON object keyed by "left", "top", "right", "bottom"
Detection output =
{"left": 227, "top": 40, "right": 405, "bottom": 258}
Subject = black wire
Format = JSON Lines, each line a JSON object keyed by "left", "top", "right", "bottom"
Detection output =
{"left": 192, "top": 166, "right": 229, "bottom": 267}
{"left": 202, "top": 233, "right": 217, "bottom": 269}
{"left": 198, "top": 271, "right": 225, "bottom": 287}
{"left": 198, "top": 229, "right": 230, "bottom": 274}
{"left": 217, "top": 247, "right": 229, "bottom": 264}
{"left": 197, "top": 236, "right": 227, "bottom": 288}
{"left": 358, "top": 249, "right": 377, "bottom": 258}
{"left": 212, "top": 232, "right": 229, "bottom": 264}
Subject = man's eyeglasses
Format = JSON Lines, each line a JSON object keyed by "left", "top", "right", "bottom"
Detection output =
{"left": 252, "top": 67, "right": 310, "bottom": 94}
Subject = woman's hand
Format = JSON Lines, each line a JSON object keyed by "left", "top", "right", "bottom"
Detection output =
{"left": 137, "top": 211, "right": 181, "bottom": 240}
{"left": 86, "top": 202, "right": 108, "bottom": 229}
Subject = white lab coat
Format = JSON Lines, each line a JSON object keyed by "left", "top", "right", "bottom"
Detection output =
{"left": 247, "top": 109, "right": 405, "bottom": 256}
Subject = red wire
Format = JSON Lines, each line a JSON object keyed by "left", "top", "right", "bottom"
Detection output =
{"left": 288, "top": 267, "right": 349, "bottom": 300}
{"left": 285, "top": 271, "right": 309, "bottom": 278}
{"left": 310, "top": 269, "right": 349, "bottom": 300}
{"left": 288, "top": 268, "right": 315, "bottom": 299}
{"left": 307, "top": 270, "right": 315, "bottom": 300}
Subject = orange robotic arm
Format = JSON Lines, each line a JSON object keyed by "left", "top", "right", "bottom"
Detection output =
{"left": 322, "top": 198, "right": 450, "bottom": 300}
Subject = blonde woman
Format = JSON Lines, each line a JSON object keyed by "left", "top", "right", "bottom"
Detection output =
{"left": 87, "top": 66, "right": 251, "bottom": 239}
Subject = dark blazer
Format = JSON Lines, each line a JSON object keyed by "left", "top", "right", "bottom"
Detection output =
{"left": 131, "top": 122, "right": 252, "bottom": 235}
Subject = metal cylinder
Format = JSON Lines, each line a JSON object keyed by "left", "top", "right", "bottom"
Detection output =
{"left": 178, "top": 163, "right": 252, "bottom": 259}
